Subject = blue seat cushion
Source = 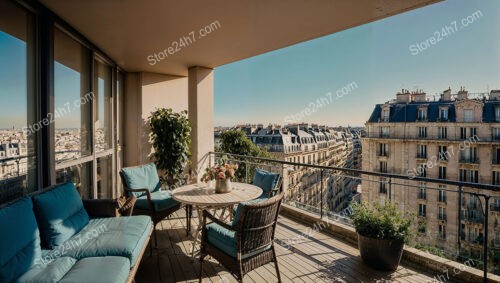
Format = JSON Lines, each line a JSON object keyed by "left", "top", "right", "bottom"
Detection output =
{"left": 32, "top": 182, "right": 89, "bottom": 249}
{"left": 206, "top": 222, "right": 237, "bottom": 257}
{"left": 206, "top": 222, "right": 270, "bottom": 259}
{"left": 63, "top": 216, "right": 152, "bottom": 267}
{"left": 252, "top": 169, "right": 280, "bottom": 196}
{"left": 15, "top": 257, "right": 77, "bottom": 283}
{"left": 121, "top": 163, "right": 161, "bottom": 198}
{"left": 232, "top": 198, "right": 266, "bottom": 226}
{"left": 59, "top": 257, "right": 130, "bottom": 283}
{"left": 135, "top": 190, "right": 179, "bottom": 212}
{"left": 0, "top": 197, "right": 42, "bottom": 283}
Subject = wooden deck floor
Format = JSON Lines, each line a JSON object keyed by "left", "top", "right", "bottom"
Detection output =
{"left": 135, "top": 210, "right": 435, "bottom": 283}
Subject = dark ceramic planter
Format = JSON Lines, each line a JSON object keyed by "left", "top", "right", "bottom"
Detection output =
{"left": 357, "top": 234, "right": 404, "bottom": 271}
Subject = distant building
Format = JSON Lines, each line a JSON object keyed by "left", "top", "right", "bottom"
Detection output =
{"left": 229, "top": 123, "right": 363, "bottom": 213}
{"left": 362, "top": 88, "right": 500, "bottom": 265}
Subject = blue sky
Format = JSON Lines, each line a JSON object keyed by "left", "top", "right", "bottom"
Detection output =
{"left": 0, "top": 0, "right": 499, "bottom": 129}
{"left": 214, "top": 0, "right": 500, "bottom": 127}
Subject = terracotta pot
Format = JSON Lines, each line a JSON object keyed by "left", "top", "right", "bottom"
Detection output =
{"left": 357, "top": 233, "right": 404, "bottom": 271}
{"left": 215, "top": 179, "right": 232, "bottom": 193}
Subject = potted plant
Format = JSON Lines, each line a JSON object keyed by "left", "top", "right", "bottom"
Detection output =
{"left": 201, "top": 163, "right": 238, "bottom": 193}
{"left": 148, "top": 108, "right": 191, "bottom": 186}
{"left": 351, "top": 202, "right": 413, "bottom": 271}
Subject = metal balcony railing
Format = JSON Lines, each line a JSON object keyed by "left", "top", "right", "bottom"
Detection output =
{"left": 490, "top": 203, "right": 500, "bottom": 212}
{"left": 416, "top": 153, "right": 427, "bottom": 159}
{"left": 463, "top": 210, "right": 483, "bottom": 224}
{"left": 210, "top": 151, "right": 500, "bottom": 280}
{"left": 459, "top": 157, "right": 480, "bottom": 164}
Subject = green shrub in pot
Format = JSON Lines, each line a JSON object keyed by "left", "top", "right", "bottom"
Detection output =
{"left": 351, "top": 202, "right": 414, "bottom": 271}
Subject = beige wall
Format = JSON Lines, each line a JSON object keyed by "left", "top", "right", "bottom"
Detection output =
{"left": 188, "top": 67, "right": 214, "bottom": 180}
{"left": 123, "top": 72, "right": 188, "bottom": 167}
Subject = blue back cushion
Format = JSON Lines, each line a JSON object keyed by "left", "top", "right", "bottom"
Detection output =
{"left": 232, "top": 198, "right": 266, "bottom": 226}
{"left": 252, "top": 169, "right": 280, "bottom": 196}
{"left": 121, "top": 163, "right": 161, "bottom": 197}
{"left": 0, "top": 197, "right": 42, "bottom": 283}
{"left": 32, "top": 182, "right": 89, "bottom": 249}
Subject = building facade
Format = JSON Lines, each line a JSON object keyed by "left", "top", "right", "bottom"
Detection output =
{"left": 233, "top": 123, "right": 363, "bottom": 214}
{"left": 362, "top": 88, "right": 500, "bottom": 269}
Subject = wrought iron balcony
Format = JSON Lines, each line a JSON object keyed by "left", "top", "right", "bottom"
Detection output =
{"left": 459, "top": 157, "right": 480, "bottom": 164}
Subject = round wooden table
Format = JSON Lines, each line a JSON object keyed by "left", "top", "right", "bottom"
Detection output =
{"left": 172, "top": 182, "right": 262, "bottom": 258}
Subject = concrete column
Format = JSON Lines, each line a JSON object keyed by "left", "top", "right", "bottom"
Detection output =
{"left": 188, "top": 66, "right": 214, "bottom": 182}
{"left": 123, "top": 72, "right": 188, "bottom": 167}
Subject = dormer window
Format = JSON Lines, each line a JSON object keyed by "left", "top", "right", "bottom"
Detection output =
{"left": 439, "top": 107, "right": 449, "bottom": 121}
{"left": 417, "top": 108, "right": 427, "bottom": 121}
{"left": 381, "top": 108, "right": 390, "bottom": 122}
{"left": 495, "top": 105, "right": 500, "bottom": 122}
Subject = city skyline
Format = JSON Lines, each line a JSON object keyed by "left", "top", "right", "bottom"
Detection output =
{"left": 214, "top": 0, "right": 500, "bottom": 127}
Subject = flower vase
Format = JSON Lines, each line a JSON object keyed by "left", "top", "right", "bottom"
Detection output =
{"left": 215, "top": 179, "right": 232, "bottom": 193}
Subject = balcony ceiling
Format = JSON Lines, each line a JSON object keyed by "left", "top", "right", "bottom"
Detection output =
{"left": 40, "top": 0, "right": 440, "bottom": 76}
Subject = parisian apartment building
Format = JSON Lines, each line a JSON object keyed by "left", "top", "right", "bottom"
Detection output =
{"left": 229, "top": 123, "right": 362, "bottom": 214}
{"left": 362, "top": 87, "right": 500, "bottom": 265}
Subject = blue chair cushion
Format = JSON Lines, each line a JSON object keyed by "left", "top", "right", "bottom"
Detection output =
{"left": 232, "top": 198, "right": 266, "bottom": 226}
{"left": 121, "top": 163, "right": 161, "bottom": 198}
{"left": 0, "top": 197, "right": 42, "bottom": 283}
{"left": 206, "top": 222, "right": 271, "bottom": 259}
{"left": 32, "top": 182, "right": 89, "bottom": 249}
{"left": 135, "top": 190, "right": 179, "bottom": 212}
{"left": 252, "top": 169, "right": 280, "bottom": 196}
{"left": 63, "top": 216, "right": 152, "bottom": 267}
{"left": 15, "top": 257, "right": 77, "bottom": 283}
{"left": 59, "top": 257, "right": 130, "bottom": 283}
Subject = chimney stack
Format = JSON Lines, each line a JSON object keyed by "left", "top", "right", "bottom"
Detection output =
{"left": 412, "top": 89, "right": 427, "bottom": 102}
{"left": 441, "top": 87, "right": 452, "bottom": 101}
{"left": 457, "top": 86, "right": 468, "bottom": 100}
{"left": 396, "top": 89, "right": 411, "bottom": 103}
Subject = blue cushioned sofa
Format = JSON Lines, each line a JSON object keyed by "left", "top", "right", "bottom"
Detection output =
{"left": 0, "top": 182, "right": 152, "bottom": 283}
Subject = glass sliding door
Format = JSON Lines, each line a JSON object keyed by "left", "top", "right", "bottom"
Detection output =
{"left": 94, "top": 59, "right": 114, "bottom": 198}
{"left": 0, "top": 1, "right": 37, "bottom": 203}
{"left": 116, "top": 71, "right": 124, "bottom": 192}
{"left": 55, "top": 162, "right": 92, "bottom": 198}
{"left": 95, "top": 61, "right": 113, "bottom": 153}
{"left": 54, "top": 27, "right": 93, "bottom": 197}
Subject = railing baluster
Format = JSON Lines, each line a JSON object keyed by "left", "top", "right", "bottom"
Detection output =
{"left": 245, "top": 161, "right": 249, "bottom": 184}
{"left": 458, "top": 186, "right": 463, "bottom": 254}
{"left": 320, "top": 169, "right": 324, "bottom": 219}
{"left": 483, "top": 195, "right": 490, "bottom": 283}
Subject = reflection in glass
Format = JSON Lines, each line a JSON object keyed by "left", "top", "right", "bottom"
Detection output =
{"left": 95, "top": 61, "right": 112, "bottom": 152}
{"left": 54, "top": 28, "right": 91, "bottom": 163}
{"left": 0, "top": 1, "right": 37, "bottom": 203}
{"left": 56, "top": 162, "right": 92, "bottom": 199}
{"left": 97, "top": 155, "right": 112, "bottom": 198}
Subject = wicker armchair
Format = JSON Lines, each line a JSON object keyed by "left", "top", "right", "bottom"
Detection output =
{"left": 200, "top": 193, "right": 284, "bottom": 283}
{"left": 253, "top": 168, "right": 282, "bottom": 198}
{"left": 119, "top": 163, "right": 182, "bottom": 253}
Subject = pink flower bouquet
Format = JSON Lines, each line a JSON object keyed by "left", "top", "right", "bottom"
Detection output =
{"left": 201, "top": 163, "right": 239, "bottom": 182}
